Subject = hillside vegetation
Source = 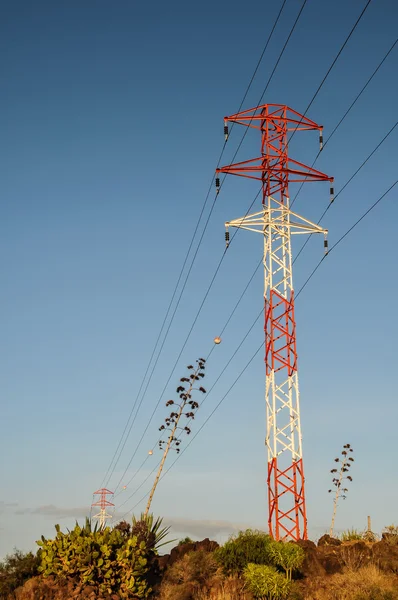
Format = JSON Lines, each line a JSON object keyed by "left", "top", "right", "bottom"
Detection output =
{"left": 2, "top": 519, "right": 398, "bottom": 600}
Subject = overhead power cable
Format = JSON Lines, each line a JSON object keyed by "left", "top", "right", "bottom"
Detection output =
{"left": 101, "top": 3, "right": 290, "bottom": 488}
{"left": 290, "top": 35, "right": 397, "bottom": 211}
{"left": 108, "top": 0, "right": 386, "bottom": 489}
{"left": 111, "top": 187, "right": 263, "bottom": 493}
{"left": 219, "top": 0, "right": 309, "bottom": 192}
{"left": 116, "top": 307, "right": 263, "bottom": 512}
{"left": 118, "top": 178, "right": 397, "bottom": 519}
{"left": 293, "top": 119, "right": 398, "bottom": 263}
{"left": 295, "top": 179, "right": 398, "bottom": 300}
{"left": 287, "top": 0, "right": 373, "bottom": 149}
{"left": 107, "top": 0, "right": 308, "bottom": 490}
{"left": 119, "top": 339, "right": 264, "bottom": 519}
{"left": 115, "top": 115, "right": 398, "bottom": 509}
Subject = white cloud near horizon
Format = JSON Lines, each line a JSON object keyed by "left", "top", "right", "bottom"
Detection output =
{"left": 13, "top": 504, "right": 252, "bottom": 539}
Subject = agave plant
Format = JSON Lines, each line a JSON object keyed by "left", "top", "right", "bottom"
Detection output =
{"left": 131, "top": 513, "right": 175, "bottom": 552}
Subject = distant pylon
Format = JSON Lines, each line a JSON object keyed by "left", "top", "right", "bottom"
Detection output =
{"left": 91, "top": 488, "right": 114, "bottom": 529}
{"left": 217, "top": 104, "right": 333, "bottom": 541}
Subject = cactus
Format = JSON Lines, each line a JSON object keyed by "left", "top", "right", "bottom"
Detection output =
{"left": 36, "top": 518, "right": 150, "bottom": 598}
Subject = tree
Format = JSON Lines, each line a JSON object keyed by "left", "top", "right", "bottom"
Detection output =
{"left": 0, "top": 549, "right": 39, "bottom": 597}
{"left": 267, "top": 541, "right": 305, "bottom": 580}
{"left": 243, "top": 563, "right": 291, "bottom": 600}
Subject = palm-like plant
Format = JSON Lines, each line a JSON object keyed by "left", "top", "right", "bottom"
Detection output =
{"left": 131, "top": 513, "right": 174, "bottom": 552}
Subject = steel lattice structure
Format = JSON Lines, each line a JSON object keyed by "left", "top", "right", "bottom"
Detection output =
{"left": 92, "top": 488, "right": 114, "bottom": 529}
{"left": 217, "top": 104, "right": 333, "bottom": 541}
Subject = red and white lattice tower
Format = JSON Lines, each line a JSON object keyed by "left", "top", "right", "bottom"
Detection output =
{"left": 91, "top": 488, "right": 114, "bottom": 529}
{"left": 217, "top": 104, "right": 334, "bottom": 541}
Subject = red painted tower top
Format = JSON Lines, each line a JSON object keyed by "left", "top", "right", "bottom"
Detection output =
{"left": 218, "top": 104, "right": 334, "bottom": 206}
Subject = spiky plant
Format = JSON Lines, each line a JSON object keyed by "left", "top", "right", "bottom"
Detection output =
{"left": 131, "top": 513, "right": 173, "bottom": 552}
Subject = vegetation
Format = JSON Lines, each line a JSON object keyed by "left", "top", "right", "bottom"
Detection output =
{"left": 340, "top": 528, "right": 364, "bottom": 542}
{"left": 382, "top": 525, "right": 398, "bottom": 546}
{"left": 215, "top": 529, "right": 273, "bottom": 575}
{"left": 4, "top": 516, "right": 398, "bottom": 599}
{"left": 301, "top": 565, "right": 398, "bottom": 600}
{"left": 179, "top": 536, "right": 194, "bottom": 546}
{"left": 267, "top": 541, "right": 305, "bottom": 580}
{"left": 328, "top": 443, "right": 354, "bottom": 536}
{"left": 243, "top": 563, "right": 291, "bottom": 599}
{"left": 159, "top": 550, "right": 221, "bottom": 600}
{"left": 0, "top": 549, "right": 39, "bottom": 597}
{"left": 131, "top": 512, "right": 173, "bottom": 551}
{"left": 36, "top": 518, "right": 152, "bottom": 598}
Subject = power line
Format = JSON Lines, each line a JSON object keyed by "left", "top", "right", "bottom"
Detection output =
{"left": 119, "top": 339, "right": 264, "bottom": 519}
{"left": 105, "top": 0, "right": 381, "bottom": 491}
{"left": 294, "top": 119, "right": 398, "bottom": 263}
{"left": 290, "top": 0, "right": 373, "bottom": 142}
{"left": 106, "top": 0, "right": 382, "bottom": 490}
{"left": 290, "top": 35, "right": 397, "bottom": 211}
{"left": 111, "top": 187, "right": 263, "bottom": 492}
{"left": 295, "top": 179, "right": 398, "bottom": 300}
{"left": 116, "top": 307, "right": 263, "bottom": 510}
{"left": 106, "top": 28, "right": 395, "bottom": 488}
{"left": 102, "top": 5, "right": 291, "bottom": 488}
{"left": 223, "top": 0, "right": 309, "bottom": 180}
{"left": 118, "top": 178, "right": 397, "bottom": 519}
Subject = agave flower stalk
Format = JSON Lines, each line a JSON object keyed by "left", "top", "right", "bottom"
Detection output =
{"left": 328, "top": 443, "right": 354, "bottom": 536}
{"left": 144, "top": 358, "right": 206, "bottom": 517}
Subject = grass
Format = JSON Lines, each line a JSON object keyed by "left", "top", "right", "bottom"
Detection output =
{"left": 301, "top": 565, "right": 398, "bottom": 600}
{"left": 340, "top": 528, "right": 364, "bottom": 542}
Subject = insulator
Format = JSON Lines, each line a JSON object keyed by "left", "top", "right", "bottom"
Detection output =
{"left": 324, "top": 234, "right": 328, "bottom": 255}
{"left": 215, "top": 177, "right": 220, "bottom": 193}
{"left": 330, "top": 186, "right": 334, "bottom": 202}
{"left": 225, "top": 230, "right": 230, "bottom": 248}
{"left": 319, "top": 133, "right": 323, "bottom": 151}
{"left": 224, "top": 125, "right": 229, "bottom": 141}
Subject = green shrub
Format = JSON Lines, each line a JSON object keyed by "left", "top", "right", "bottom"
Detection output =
{"left": 0, "top": 549, "right": 39, "bottom": 597}
{"left": 243, "top": 563, "right": 291, "bottom": 599}
{"left": 215, "top": 529, "right": 272, "bottom": 575}
{"left": 178, "top": 536, "right": 194, "bottom": 546}
{"left": 37, "top": 518, "right": 151, "bottom": 598}
{"left": 267, "top": 541, "right": 305, "bottom": 580}
{"left": 340, "top": 528, "right": 364, "bottom": 542}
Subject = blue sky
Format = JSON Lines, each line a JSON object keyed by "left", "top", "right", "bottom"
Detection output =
{"left": 0, "top": 0, "right": 397, "bottom": 556}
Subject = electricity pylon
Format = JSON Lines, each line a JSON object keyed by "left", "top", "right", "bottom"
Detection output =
{"left": 217, "top": 104, "right": 333, "bottom": 540}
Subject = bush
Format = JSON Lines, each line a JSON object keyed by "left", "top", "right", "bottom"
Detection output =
{"left": 382, "top": 525, "right": 398, "bottom": 546}
{"left": 340, "top": 528, "right": 364, "bottom": 542}
{"left": 243, "top": 563, "right": 291, "bottom": 599}
{"left": 267, "top": 541, "right": 305, "bottom": 580}
{"left": 159, "top": 550, "right": 221, "bottom": 600}
{"left": 301, "top": 565, "right": 398, "bottom": 600}
{"left": 37, "top": 519, "right": 151, "bottom": 598}
{"left": 0, "top": 549, "right": 39, "bottom": 597}
{"left": 215, "top": 529, "right": 272, "bottom": 575}
{"left": 179, "top": 537, "right": 194, "bottom": 546}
